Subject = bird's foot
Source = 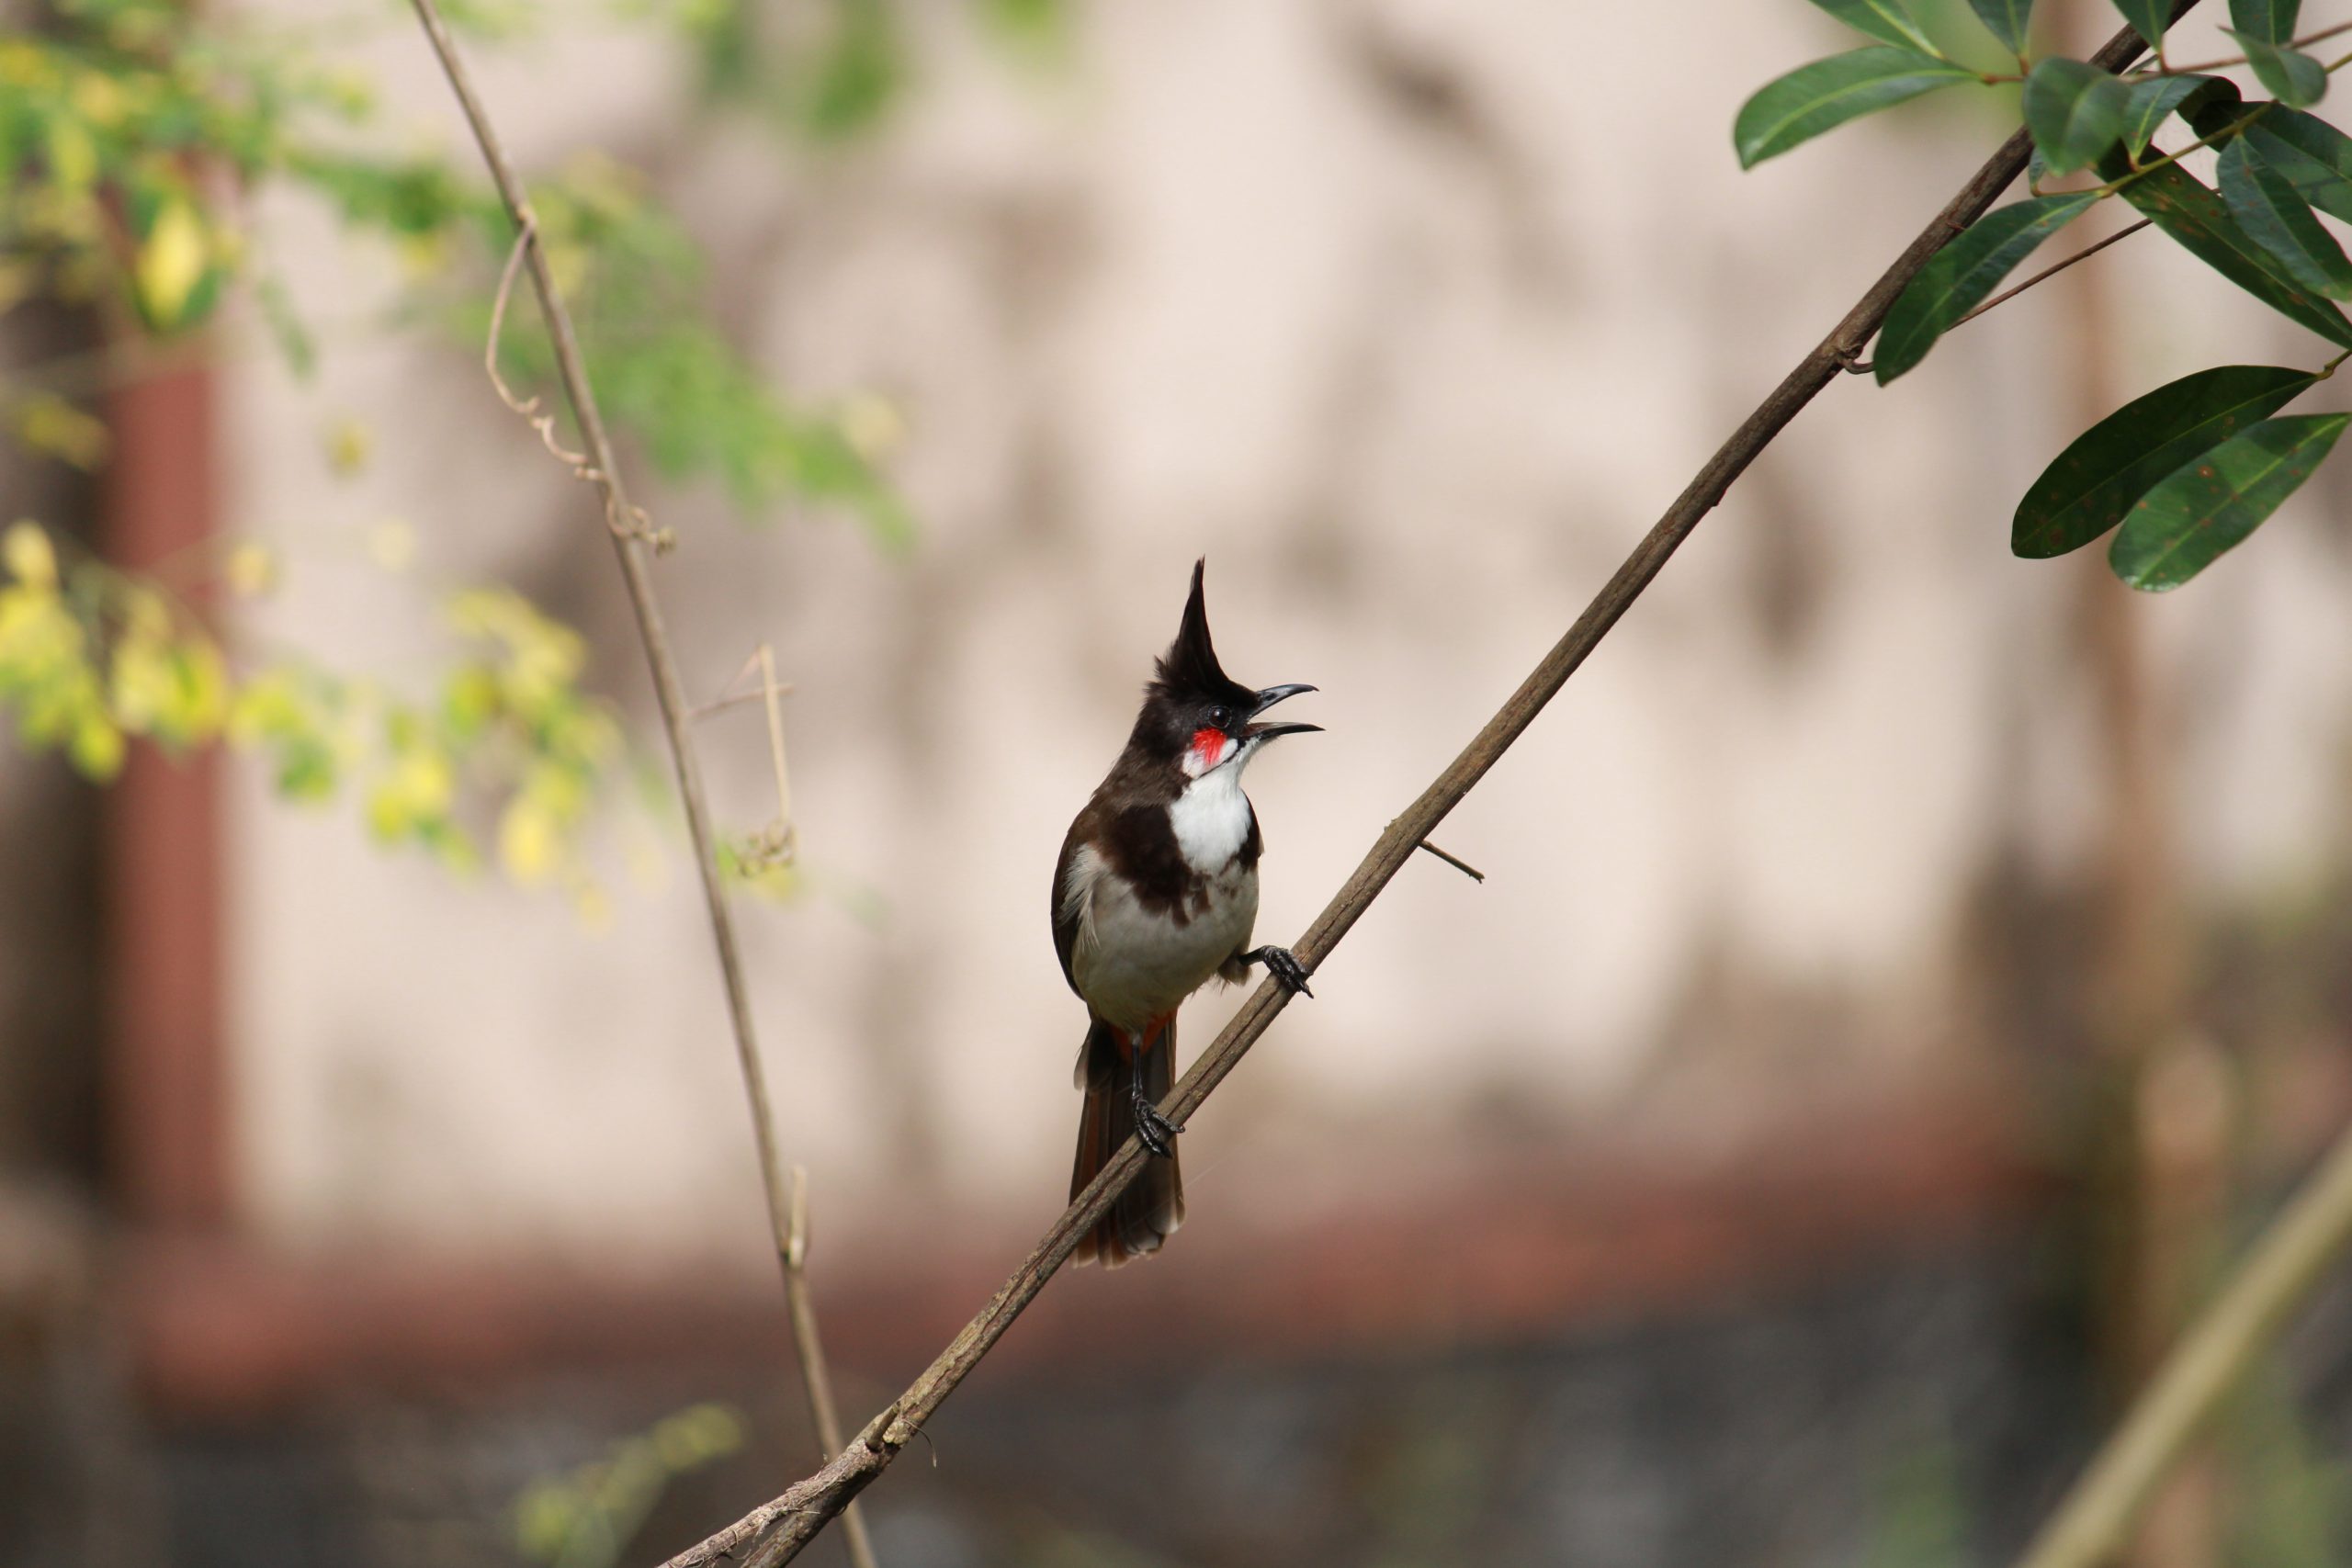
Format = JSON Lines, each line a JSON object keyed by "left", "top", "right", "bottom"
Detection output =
{"left": 1130, "top": 1084, "right": 1182, "bottom": 1158}
{"left": 1242, "top": 944, "right": 1314, "bottom": 998}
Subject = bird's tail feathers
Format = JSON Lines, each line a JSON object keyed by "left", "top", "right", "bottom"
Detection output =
{"left": 1069, "top": 1016, "right": 1184, "bottom": 1268}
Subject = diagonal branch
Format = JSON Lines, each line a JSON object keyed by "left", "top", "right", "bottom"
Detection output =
{"left": 402, "top": 5, "right": 878, "bottom": 1566}
{"left": 660, "top": 10, "right": 2195, "bottom": 1567}
{"left": 2011, "top": 1118, "right": 2352, "bottom": 1568}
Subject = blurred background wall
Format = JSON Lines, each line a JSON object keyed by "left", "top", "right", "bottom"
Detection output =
{"left": 9, "top": 0, "right": 2352, "bottom": 1564}
{"left": 229, "top": 0, "right": 2352, "bottom": 1252}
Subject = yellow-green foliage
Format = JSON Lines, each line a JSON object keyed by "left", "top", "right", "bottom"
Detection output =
{"left": 1, "top": 519, "right": 639, "bottom": 916}
{"left": 0, "top": 0, "right": 916, "bottom": 911}
{"left": 512, "top": 1403, "right": 747, "bottom": 1568}
{"left": 1, "top": 0, "right": 905, "bottom": 535}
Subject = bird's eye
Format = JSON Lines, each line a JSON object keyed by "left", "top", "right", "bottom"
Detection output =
{"left": 1205, "top": 705, "right": 1231, "bottom": 730}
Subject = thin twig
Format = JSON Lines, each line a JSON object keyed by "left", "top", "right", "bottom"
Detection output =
{"left": 690, "top": 685, "right": 798, "bottom": 719}
{"left": 1949, "top": 220, "right": 2154, "bottom": 331}
{"left": 483, "top": 218, "right": 667, "bottom": 552}
{"left": 402, "top": 6, "right": 877, "bottom": 1566}
{"left": 2143, "top": 15, "right": 2352, "bottom": 75}
{"left": 1841, "top": 220, "right": 2156, "bottom": 375}
{"left": 769, "top": 1162, "right": 876, "bottom": 1568}
{"left": 484, "top": 219, "right": 591, "bottom": 473}
{"left": 757, "top": 645, "right": 797, "bottom": 863}
{"left": 1416, "top": 840, "right": 1485, "bottom": 882}
{"left": 663, "top": 10, "right": 2199, "bottom": 1567}
{"left": 691, "top": 650, "right": 797, "bottom": 719}
{"left": 2011, "top": 1121, "right": 2352, "bottom": 1568}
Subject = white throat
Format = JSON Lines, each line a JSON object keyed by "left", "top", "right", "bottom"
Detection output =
{"left": 1168, "top": 761, "right": 1253, "bottom": 873}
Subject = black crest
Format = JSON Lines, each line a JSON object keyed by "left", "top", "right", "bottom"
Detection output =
{"left": 1149, "top": 559, "right": 1256, "bottom": 709}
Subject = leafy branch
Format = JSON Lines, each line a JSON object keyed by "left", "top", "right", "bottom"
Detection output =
{"left": 0, "top": 0, "right": 902, "bottom": 536}
{"left": 639, "top": 12, "right": 2188, "bottom": 1567}
{"left": 0, "top": 517, "right": 639, "bottom": 908}
{"left": 1747, "top": 0, "right": 2352, "bottom": 591}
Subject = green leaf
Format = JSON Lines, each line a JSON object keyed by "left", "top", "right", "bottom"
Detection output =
{"left": 2228, "top": 0, "right": 2301, "bottom": 44}
{"left": 2225, "top": 29, "right": 2328, "bottom": 107}
{"left": 2244, "top": 107, "right": 2352, "bottom": 222}
{"left": 1967, "top": 0, "right": 2034, "bottom": 52}
{"left": 1809, "top": 0, "right": 1940, "bottom": 52}
{"left": 2024, "top": 58, "right": 2131, "bottom": 174}
{"left": 1876, "top": 193, "right": 2099, "bottom": 382}
{"left": 2179, "top": 73, "right": 2249, "bottom": 139}
{"left": 2101, "top": 150, "right": 2352, "bottom": 345}
{"left": 2121, "top": 73, "right": 2215, "bottom": 154}
{"left": 2111, "top": 0, "right": 2170, "bottom": 49}
{"left": 2219, "top": 137, "right": 2352, "bottom": 296}
{"left": 793, "top": 0, "right": 903, "bottom": 139}
{"left": 1734, "top": 48, "right": 1979, "bottom": 168}
{"left": 2014, "top": 365, "right": 2316, "bottom": 557}
{"left": 2109, "top": 412, "right": 2346, "bottom": 588}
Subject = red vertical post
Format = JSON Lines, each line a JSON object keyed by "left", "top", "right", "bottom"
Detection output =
{"left": 103, "top": 360, "right": 232, "bottom": 1232}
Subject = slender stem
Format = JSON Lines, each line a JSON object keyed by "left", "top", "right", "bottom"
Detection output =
{"left": 1843, "top": 218, "right": 2156, "bottom": 377}
{"left": 2091, "top": 107, "right": 2269, "bottom": 198}
{"left": 757, "top": 645, "right": 795, "bottom": 847}
{"left": 2140, "top": 16, "right": 2352, "bottom": 74}
{"left": 776, "top": 1170, "right": 877, "bottom": 1568}
{"left": 401, "top": 6, "right": 878, "bottom": 1566}
{"left": 2011, "top": 1122, "right": 2352, "bottom": 1568}
{"left": 691, "top": 685, "right": 798, "bottom": 720}
{"left": 662, "top": 10, "right": 2201, "bottom": 1568}
{"left": 1951, "top": 219, "right": 2154, "bottom": 329}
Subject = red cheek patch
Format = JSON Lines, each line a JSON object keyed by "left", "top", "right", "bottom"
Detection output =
{"left": 1190, "top": 728, "right": 1228, "bottom": 768}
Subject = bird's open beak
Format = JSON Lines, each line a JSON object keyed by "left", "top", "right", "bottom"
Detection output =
{"left": 1243, "top": 682, "right": 1321, "bottom": 742}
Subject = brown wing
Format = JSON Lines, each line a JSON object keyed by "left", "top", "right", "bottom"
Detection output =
{"left": 1050, "top": 804, "right": 1099, "bottom": 997}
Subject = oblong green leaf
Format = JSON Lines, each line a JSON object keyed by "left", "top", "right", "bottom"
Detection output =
{"left": 2013, "top": 364, "right": 2316, "bottom": 557}
{"left": 1810, "top": 0, "right": 1939, "bottom": 52}
{"left": 2117, "top": 0, "right": 2164, "bottom": 47}
{"left": 2122, "top": 73, "right": 2216, "bottom": 155}
{"left": 2111, "top": 0, "right": 2170, "bottom": 48}
{"left": 2228, "top": 0, "right": 2301, "bottom": 44}
{"left": 2220, "top": 137, "right": 2352, "bottom": 295}
{"left": 1876, "top": 193, "right": 2098, "bottom": 382}
{"left": 2226, "top": 28, "right": 2328, "bottom": 107}
{"left": 2026, "top": 57, "right": 2132, "bottom": 173}
{"left": 2244, "top": 107, "right": 2352, "bottom": 222}
{"left": 1734, "top": 48, "right": 1978, "bottom": 168}
{"left": 1968, "top": 0, "right": 2034, "bottom": 52}
{"left": 2101, "top": 149, "right": 2352, "bottom": 346}
{"left": 2109, "top": 412, "right": 2347, "bottom": 588}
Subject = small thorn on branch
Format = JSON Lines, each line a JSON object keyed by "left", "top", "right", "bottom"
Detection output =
{"left": 1417, "top": 839, "right": 1485, "bottom": 882}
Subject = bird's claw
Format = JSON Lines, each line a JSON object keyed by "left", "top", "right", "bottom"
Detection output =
{"left": 1246, "top": 944, "right": 1314, "bottom": 998}
{"left": 1131, "top": 1088, "right": 1182, "bottom": 1158}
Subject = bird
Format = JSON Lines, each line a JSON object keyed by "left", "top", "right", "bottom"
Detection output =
{"left": 1051, "top": 559, "right": 1319, "bottom": 1267}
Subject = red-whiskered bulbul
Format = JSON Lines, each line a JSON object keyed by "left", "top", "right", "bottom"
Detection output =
{"left": 1052, "top": 559, "right": 1318, "bottom": 1267}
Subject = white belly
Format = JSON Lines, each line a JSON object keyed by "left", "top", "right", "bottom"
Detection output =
{"left": 1071, "top": 858, "right": 1258, "bottom": 1034}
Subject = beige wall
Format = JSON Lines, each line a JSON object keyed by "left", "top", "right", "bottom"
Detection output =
{"left": 223, "top": 2, "right": 2352, "bottom": 1262}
